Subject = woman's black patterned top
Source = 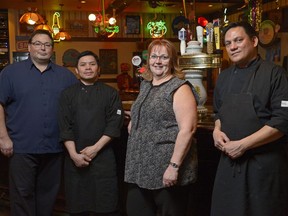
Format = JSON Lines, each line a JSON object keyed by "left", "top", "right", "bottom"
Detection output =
{"left": 124, "top": 77, "right": 198, "bottom": 189}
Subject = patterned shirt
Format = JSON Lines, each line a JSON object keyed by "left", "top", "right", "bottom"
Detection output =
{"left": 125, "top": 77, "right": 198, "bottom": 189}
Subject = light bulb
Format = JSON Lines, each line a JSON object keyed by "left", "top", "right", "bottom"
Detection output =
{"left": 108, "top": 17, "right": 116, "bottom": 25}
{"left": 27, "top": 18, "right": 36, "bottom": 25}
{"left": 88, "top": 13, "right": 96, "bottom": 22}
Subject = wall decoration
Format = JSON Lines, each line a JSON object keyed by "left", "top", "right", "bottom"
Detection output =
{"left": 172, "top": 16, "right": 189, "bottom": 35}
{"left": 99, "top": 49, "right": 118, "bottom": 74}
{"left": 258, "top": 20, "right": 277, "bottom": 47}
{"left": 62, "top": 49, "right": 80, "bottom": 67}
{"left": 258, "top": 19, "right": 281, "bottom": 55}
{"left": 16, "top": 41, "right": 28, "bottom": 51}
{"left": 248, "top": 0, "right": 262, "bottom": 32}
{"left": 147, "top": 20, "right": 167, "bottom": 38}
{"left": 126, "top": 15, "right": 140, "bottom": 34}
{"left": 259, "top": 20, "right": 281, "bottom": 62}
{"left": 65, "top": 20, "right": 89, "bottom": 37}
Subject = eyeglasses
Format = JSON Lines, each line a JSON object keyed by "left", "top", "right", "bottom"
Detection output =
{"left": 31, "top": 41, "right": 53, "bottom": 49}
{"left": 150, "top": 54, "right": 170, "bottom": 61}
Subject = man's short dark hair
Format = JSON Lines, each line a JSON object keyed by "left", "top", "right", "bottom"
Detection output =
{"left": 222, "top": 21, "right": 258, "bottom": 41}
{"left": 28, "top": 29, "right": 54, "bottom": 47}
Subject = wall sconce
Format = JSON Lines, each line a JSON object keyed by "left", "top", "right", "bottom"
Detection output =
{"left": 88, "top": 0, "right": 119, "bottom": 38}
{"left": 19, "top": 8, "right": 44, "bottom": 25}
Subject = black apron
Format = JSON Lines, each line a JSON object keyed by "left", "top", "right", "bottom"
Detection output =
{"left": 211, "top": 65, "right": 288, "bottom": 216}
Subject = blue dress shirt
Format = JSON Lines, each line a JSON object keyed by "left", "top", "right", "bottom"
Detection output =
{"left": 0, "top": 57, "right": 78, "bottom": 153}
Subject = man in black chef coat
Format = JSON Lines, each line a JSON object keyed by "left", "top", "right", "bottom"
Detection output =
{"left": 211, "top": 21, "right": 288, "bottom": 216}
{"left": 58, "top": 50, "right": 124, "bottom": 216}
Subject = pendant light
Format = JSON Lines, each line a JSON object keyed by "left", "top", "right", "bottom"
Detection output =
{"left": 34, "top": 0, "right": 53, "bottom": 33}
{"left": 19, "top": 8, "right": 44, "bottom": 25}
{"left": 88, "top": 0, "right": 119, "bottom": 38}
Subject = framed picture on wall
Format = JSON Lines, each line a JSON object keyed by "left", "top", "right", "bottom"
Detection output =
{"left": 65, "top": 20, "right": 89, "bottom": 37}
{"left": 126, "top": 15, "right": 140, "bottom": 34}
{"left": 99, "top": 49, "right": 118, "bottom": 74}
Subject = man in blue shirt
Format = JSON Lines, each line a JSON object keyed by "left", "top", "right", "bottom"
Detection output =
{"left": 0, "top": 29, "right": 78, "bottom": 216}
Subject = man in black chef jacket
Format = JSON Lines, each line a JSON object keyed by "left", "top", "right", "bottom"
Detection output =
{"left": 211, "top": 21, "right": 288, "bottom": 216}
{"left": 58, "top": 50, "right": 124, "bottom": 216}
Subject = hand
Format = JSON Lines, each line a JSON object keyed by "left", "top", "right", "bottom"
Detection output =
{"left": 70, "top": 153, "right": 91, "bottom": 168}
{"left": 124, "top": 110, "right": 131, "bottom": 119}
{"left": 162, "top": 166, "right": 178, "bottom": 187}
{"left": 124, "top": 111, "right": 131, "bottom": 127}
{"left": 80, "top": 146, "right": 98, "bottom": 160}
{"left": 223, "top": 140, "right": 246, "bottom": 159}
{"left": 213, "top": 128, "right": 230, "bottom": 152}
{"left": 0, "top": 136, "right": 13, "bottom": 157}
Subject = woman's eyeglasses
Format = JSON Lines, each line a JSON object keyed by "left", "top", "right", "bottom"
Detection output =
{"left": 150, "top": 55, "right": 170, "bottom": 61}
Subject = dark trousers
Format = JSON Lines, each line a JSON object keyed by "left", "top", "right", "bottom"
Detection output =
{"left": 9, "top": 153, "right": 62, "bottom": 216}
{"left": 126, "top": 183, "right": 190, "bottom": 216}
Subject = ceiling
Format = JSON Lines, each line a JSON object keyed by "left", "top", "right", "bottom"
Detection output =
{"left": 1, "top": 0, "right": 251, "bottom": 18}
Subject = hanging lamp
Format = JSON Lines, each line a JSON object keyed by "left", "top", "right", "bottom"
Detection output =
{"left": 34, "top": 22, "right": 53, "bottom": 33}
{"left": 88, "top": 0, "right": 119, "bottom": 38}
{"left": 54, "top": 30, "right": 72, "bottom": 41}
{"left": 19, "top": 8, "right": 44, "bottom": 25}
{"left": 34, "top": 0, "right": 53, "bottom": 33}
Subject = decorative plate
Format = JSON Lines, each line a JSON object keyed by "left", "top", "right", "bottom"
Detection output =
{"left": 62, "top": 49, "right": 80, "bottom": 67}
{"left": 258, "top": 20, "right": 276, "bottom": 47}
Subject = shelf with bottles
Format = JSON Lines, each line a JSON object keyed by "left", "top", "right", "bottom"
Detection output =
{"left": 0, "top": 9, "right": 9, "bottom": 72}
{"left": 0, "top": 12, "right": 8, "bottom": 30}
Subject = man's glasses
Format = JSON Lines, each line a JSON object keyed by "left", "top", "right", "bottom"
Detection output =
{"left": 150, "top": 55, "right": 170, "bottom": 61}
{"left": 31, "top": 41, "right": 53, "bottom": 49}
